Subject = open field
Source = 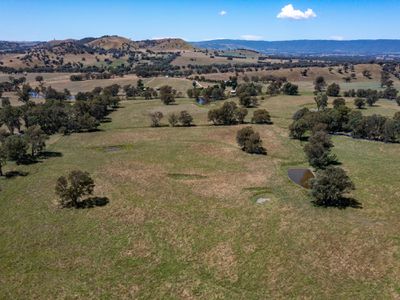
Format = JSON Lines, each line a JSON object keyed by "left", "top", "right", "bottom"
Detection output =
{"left": 1, "top": 82, "right": 400, "bottom": 298}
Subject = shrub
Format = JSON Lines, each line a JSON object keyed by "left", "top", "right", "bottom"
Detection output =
{"left": 311, "top": 167, "right": 355, "bottom": 207}
{"left": 236, "top": 127, "right": 266, "bottom": 155}
{"left": 251, "top": 109, "right": 272, "bottom": 124}
{"left": 55, "top": 170, "right": 95, "bottom": 208}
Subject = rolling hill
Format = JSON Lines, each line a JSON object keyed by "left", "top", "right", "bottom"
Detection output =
{"left": 191, "top": 39, "right": 400, "bottom": 55}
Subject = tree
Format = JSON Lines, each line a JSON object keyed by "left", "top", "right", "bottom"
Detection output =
{"left": 160, "top": 85, "right": 175, "bottom": 105}
{"left": 332, "top": 98, "right": 346, "bottom": 109}
{"left": 208, "top": 101, "right": 240, "bottom": 125}
{"left": 17, "top": 84, "right": 32, "bottom": 103}
{"left": 235, "top": 108, "right": 248, "bottom": 124}
{"left": 0, "top": 144, "right": 6, "bottom": 176}
{"left": 396, "top": 97, "right": 400, "bottom": 106}
{"left": 293, "top": 108, "right": 310, "bottom": 121}
{"left": 3, "top": 135, "right": 28, "bottom": 162}
{"left": 366, "top": 94, "right": 379, "bottom": 107}
{"left": 382, "top": 87, "right": 398, "bottom": 100}
{"left": 281, "top": 82, "right": 299, "bottom": 95}
{"left": 267, "top": 82, "right": 281, "bottom": 96}
{"left": 380, "top": 71, "right": 393, "bottom": 88}
{"left": 149, "top": 111, "right": 163, "bottom": 127}
{"left": 168, "top": 113, "right": 179, "bottom": 127}
{"left": 314, "top": 76, "right": 326, "bottom": 93}
{"left": 55, "top": 170, "right": 95, "bottom": 208}
{"left": 383, "top": 119, "right": 399, "bottom": 143}
{"left": 239, "top": 95, "right": 258, "bottom": 107}
{"left": 326, "top": 83, "right": 340, "bottom": 97}
{"left": 251, "top": 109, "right": 272, "bottom": 124}
{"left": 236, "top": 127, "right": 266, "bottom": 155}
{"left": 1, "top": 97, "right": 10, "bottom": 107}
{"left": 0, "top": 105, "right": 21, "bottom": 134}
{"left": 289, "top": 119, "right": 308, "bottom": 140}
{"left": 35, "top": 75, "right": 44, "bottom": 83}
{"left": 311, "top": 167, "right": 355, "bottom": 207}
{"left": 314, "top": 93, "right": 328, "bottom": 111}
{"left": 178, "top": 111, "right": 193, "bottom": 127}
{"left": 354, "top": 98, "right": 366, "bottom": 109}
{"left": 25, "top": 125, "right": 48, "bottom": 157}
{"left": 304, "top": 130, "right": 336, "bottom": 169}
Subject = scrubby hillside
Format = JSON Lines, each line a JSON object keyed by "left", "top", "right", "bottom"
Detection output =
{"left": 136, "top": 38, "right": 194, "bottom": 51}
{"left": 87, "top": 35, "right": 137, "bottom": 50}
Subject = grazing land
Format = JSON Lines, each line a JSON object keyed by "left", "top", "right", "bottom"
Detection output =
{"left": 1, "top": 78, "right": 399, "bottom": 298}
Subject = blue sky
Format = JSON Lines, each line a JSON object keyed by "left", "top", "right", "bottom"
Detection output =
{"left": 0, "top": 0, "right": 399, "bottom": 41}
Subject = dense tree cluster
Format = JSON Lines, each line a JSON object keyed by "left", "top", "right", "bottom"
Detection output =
{"left": 289, "top": 101, "right": 400, "bottom": 143}
{"left": 208, "top": 101, "right": 248, "bottom": 125}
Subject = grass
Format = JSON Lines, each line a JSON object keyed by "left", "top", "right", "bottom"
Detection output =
{"left": 1, "top": 83, "right": 400, "bottom": 298}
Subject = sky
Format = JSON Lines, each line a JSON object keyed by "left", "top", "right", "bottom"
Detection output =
{"left": 0, "top": 0, "right": 399, "bottom": 41}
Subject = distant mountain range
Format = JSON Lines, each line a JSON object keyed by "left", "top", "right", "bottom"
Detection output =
{"left": 3, "top": 37, "right": 400, "bottom": 56}
{"left": 190, "top": 39, "right": 400, "bottom": 56}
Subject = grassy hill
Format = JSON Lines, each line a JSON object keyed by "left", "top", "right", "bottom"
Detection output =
{"left": 1, "top": 81, "right": 399, "bottom": 298}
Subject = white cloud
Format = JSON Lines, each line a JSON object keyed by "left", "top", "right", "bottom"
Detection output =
{"left": 277, "top": 4, "right": 316, "bottom": 20}
{"left": 330, "top": 35, "right": 344, "bottom": 41}
{"left": 219, "top": 10, "right": 227, "bottom": 16}
{"left": 240, "top": 35, "right": 263, "bottom": 41}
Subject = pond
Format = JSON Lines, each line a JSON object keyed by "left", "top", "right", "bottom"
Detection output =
{"left": 288, "top": 168, "right": 315, "bottom": 189}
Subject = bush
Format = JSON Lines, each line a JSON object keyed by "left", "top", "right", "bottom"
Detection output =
{"left": 251, "top": 109, "right": 272, "bottom": 124}
{"left": 311, "top": 167, "right": 355, "bottom": 207}
{"left": 236, "top": 127, "right": 266, "bottom": 155}
{"left": 55, "top": 170, "right": 95, "bottom": 208}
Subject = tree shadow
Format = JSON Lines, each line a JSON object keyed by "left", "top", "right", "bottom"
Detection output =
{"left": 5, "top": 170, "right": 29, "bottom": 178}
{"left": 101, "top": 117, "right": 112, "bottom": 123}
{"left": 312, "top": 197, "right": 362, "bottom": 209}
{"left": 17, "top": 156, "right": 40, "bottom": 165}
{"left": 38, "top": 151, "right": 63, "bottom": 159}
{"left": 76, "top": 197, "right": 110, "bottom": 209}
